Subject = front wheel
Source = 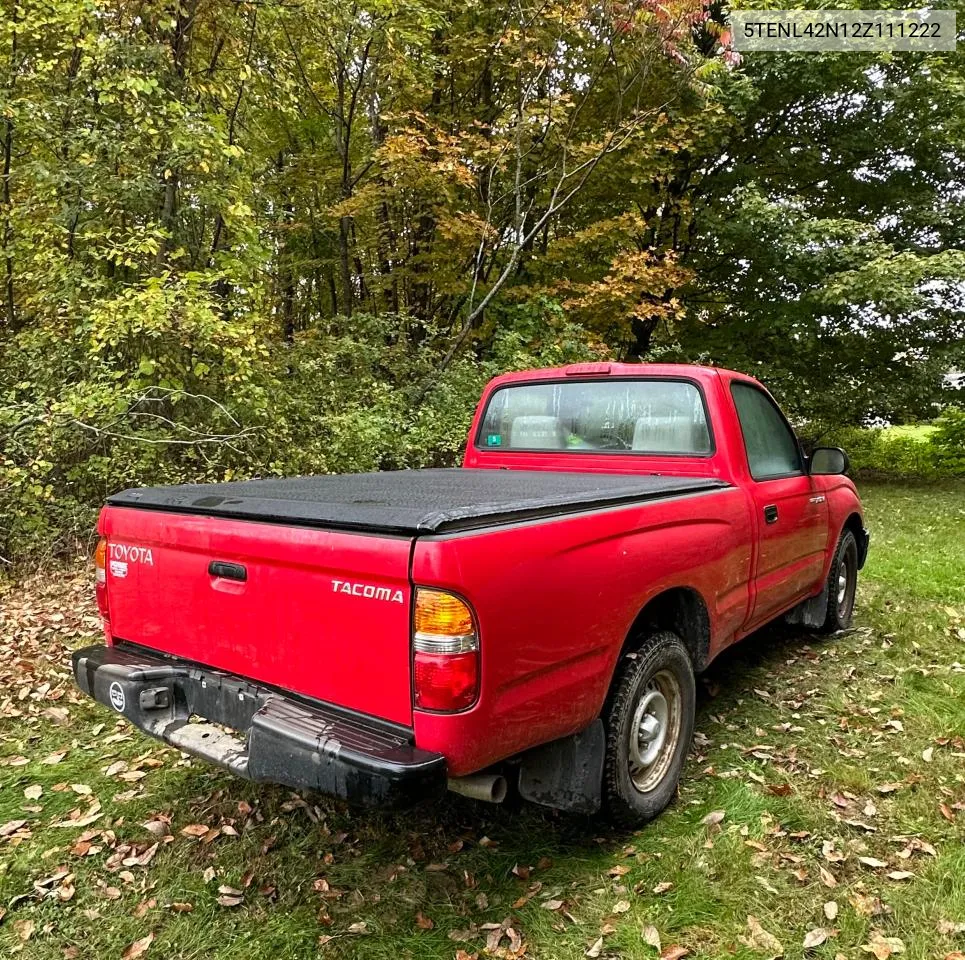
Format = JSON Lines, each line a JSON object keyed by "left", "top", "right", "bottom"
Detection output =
{"left": 818, "top": 529, "right": 858, "bottom": 633}
{"left": 602, "top": 631, "right": 696, "bottom": 827}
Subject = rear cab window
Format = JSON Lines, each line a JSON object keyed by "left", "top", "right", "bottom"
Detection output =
{"left": 476, "top": 379, "right": 713, "bottom": 456}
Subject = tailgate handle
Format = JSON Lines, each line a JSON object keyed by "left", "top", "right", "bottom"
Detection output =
{"left": 208, "top": 561, "right": 247, "bottom": 582}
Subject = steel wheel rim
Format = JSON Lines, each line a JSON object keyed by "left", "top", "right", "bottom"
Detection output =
{"left": 628, "top": 669, "right": 682, "bottom": 793}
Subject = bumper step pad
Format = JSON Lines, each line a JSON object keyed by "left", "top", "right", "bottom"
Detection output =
{"left": 72, "top": 643, "right": 446, "bottom": 807}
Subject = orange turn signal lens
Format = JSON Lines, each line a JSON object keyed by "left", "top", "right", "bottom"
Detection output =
{"left": 94, "top": 537, "right": 107, "bottom": 574}
{"left": 94, "top": 537, "right": 110, "bottom": 623}
{"left": 413, "top": 588, "right": 479, "bottom": 711}
{"left": 414, "top": 588, "right": 474, "bottom": 638}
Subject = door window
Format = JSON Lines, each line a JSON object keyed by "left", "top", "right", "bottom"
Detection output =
{"left": 731, "top": 383, "right": 803, "bottom": 480}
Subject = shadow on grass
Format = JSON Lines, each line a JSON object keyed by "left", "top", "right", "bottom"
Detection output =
{"left": 183, "top": 616, "right": 827, "bottom": 869}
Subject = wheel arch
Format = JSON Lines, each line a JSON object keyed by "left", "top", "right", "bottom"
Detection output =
{"left": 621, "top": 587, "right": 712, "bottom": 674}
{"left": 842, "top": 511, "right": 868, "bottom": 568}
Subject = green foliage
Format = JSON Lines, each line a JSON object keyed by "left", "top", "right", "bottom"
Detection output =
{"left": 1, "top": 0, "right": 963, "bottom": 565}
{"left": 0, "top": 300, "right": 603, "bottom": 565}
{"left": 816, "top": 415, "right": 965, "bottom": 480}
{"left": 930, "top": 408, "right": 965, "bottom": 475}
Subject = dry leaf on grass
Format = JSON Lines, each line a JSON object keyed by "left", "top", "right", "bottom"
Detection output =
{"left": 216, "top": 885, "right": 244, "bottom": 908}
{"left": 611, "top": 900, "right": 631, "bottom": 915}
{"left": 659, "top": 946, "right": 689, "bottom": 960}
{"left": 180, "top": 823, "right": 210, "bottom": 838}
{"left": 803, "top": 928, "right": 833, "bottom": 950}
{"left": 586, "top": 937, "right": 605, "bottom": 958}
{"left": 824, "top": 901, "right": 839, "bottom": 920}
{"left": 861, "top": 933, "right": 905, "bottom": 959}
{"left": 820, "top": 866, "right": 838, "bottom": 888}
{"left": 702, "top": 809, "right": 726, "bottom": 826}
{"left": 642, "top": 925, "right": 661, "bottom": 950}
{"left": 122, "top": 933, "right": 154, "bottom": 960}
{"left": 876, "top": 782, "right": 902, "bottom": 794}
{"left": 739, "top": 915, "right": 784, "bottom": 958}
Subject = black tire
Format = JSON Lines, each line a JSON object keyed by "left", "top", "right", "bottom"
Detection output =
{"left": 602, "top": 631, "right": 696, "bottom": 828}
{"left": 818, "top": 528, "right": 858, "bottom": 634}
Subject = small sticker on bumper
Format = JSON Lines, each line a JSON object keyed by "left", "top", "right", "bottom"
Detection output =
{"left": 108, "top": 682, "right": 126, "bottom": 712}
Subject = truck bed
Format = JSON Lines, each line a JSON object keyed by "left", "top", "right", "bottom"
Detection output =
{"left": 107, "top": 469, "right": 729, "bottom": 535}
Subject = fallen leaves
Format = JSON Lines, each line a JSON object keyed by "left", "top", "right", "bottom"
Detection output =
{"left": 803, "top": 927, "right": 833, "bottom": 950}
{"left": 585, "top": 936, "right": 604, "bottom": 957}
{"left": 216, "top": 885, "right": 244, "bottom": 908}
{"left": 876, "top": 782, "right": 903, "bottom": 794}
{"left": 51, "top": 800, "right": 103, "bottom": 829}
{"left": 180, "top": 823, "right": 211, "bottom": 838}
{"left": 861, "top": 932, "right": 905, "bottom": 959}
{"left": 122, "top": 933, "right": 155, "bottom": 959}
{"left": 642, "top": 925, "right": 662, "bottom": 950}
{"left": 739, "top": 915, "right": 783, "bottom": 958}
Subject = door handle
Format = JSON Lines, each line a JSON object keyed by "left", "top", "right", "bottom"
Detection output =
{"left": 208, "top": 561, "right": 247, "bottom": 581}
{"left": 763, "top": 505, "right": 779, "bottom": 524}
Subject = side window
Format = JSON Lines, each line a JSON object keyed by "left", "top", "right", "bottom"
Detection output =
{"left": 731, "top": 383, "right": 803, "bottom": 480}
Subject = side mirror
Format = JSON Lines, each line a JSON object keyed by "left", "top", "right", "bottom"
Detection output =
{"left": 809, "top": 446, "right": 850, "bottom": 476}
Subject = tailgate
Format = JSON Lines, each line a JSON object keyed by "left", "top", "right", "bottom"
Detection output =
{"left": 99, "top": 506, "right": 414, "bottom": 726}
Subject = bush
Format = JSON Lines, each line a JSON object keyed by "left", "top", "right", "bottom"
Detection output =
{"left": 930, "top": 408, "right": 965, "bottom": 475}
{"left": 1, "top": 295, "right": 606, "bottom": 568}
{"left": 815, "top": 413, "right": 965, "bottom": 480}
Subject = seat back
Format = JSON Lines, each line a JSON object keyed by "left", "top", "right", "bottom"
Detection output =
{"left": 631, "top": 415, "right": 702, "bottom": 453}
{"left": 510, "top": 415, "right": 565, "bottom": 449}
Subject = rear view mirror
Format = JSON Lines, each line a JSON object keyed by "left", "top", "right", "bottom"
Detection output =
{"left": 810, "top": 446, "right": 849, "bottom": 475}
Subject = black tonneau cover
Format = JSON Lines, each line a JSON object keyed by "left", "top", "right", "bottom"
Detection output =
{"left": 107, "top": 469, "right": 729, "bottom": 536}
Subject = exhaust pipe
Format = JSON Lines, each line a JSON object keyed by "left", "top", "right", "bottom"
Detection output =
{"left": 448, "top": 773, "right": 508, "bottom": 804}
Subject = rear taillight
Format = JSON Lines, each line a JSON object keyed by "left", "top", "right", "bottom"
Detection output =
{"left": 413, "top": 588, "right": 479, "bottom": 712}
{"left": 94, "top": 537, "right": 111, "bottom": 634}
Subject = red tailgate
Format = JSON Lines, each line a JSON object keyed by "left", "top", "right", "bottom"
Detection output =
{"left": 99, "top": 506, "right": 414, "bottom": 726}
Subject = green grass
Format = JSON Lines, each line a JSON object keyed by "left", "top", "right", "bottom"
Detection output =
{"left": 879, "top": 425, "right": 937, "bottom": 442}
{"left": 2, "top": 482, "right": 964, "bottom": 960}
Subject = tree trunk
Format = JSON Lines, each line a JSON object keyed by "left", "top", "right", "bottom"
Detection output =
{"left": 1, "top": 6, "right": 17, "bottom": 331}
{"left": 155, "top": 0, "right": 197, "bottom": 270}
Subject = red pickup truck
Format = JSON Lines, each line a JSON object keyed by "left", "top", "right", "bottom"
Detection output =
{"left": 73, "top": 363, "right": 867, "bottom": 825}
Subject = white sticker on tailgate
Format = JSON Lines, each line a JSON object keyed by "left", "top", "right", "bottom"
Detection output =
{"left": 109, "top": 560, "right": 128, "bottom": 578}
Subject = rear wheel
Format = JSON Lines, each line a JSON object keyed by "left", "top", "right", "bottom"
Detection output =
{"left": 602, "top": 631, "right": 695, "bottom": 827}
{"left": 818, "top": 529, "right": 858, "bottom": 633}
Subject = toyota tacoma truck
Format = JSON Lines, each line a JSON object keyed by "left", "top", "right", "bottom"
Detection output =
{"left": 72, "top": 363, "right": 868, "bottom": 825}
